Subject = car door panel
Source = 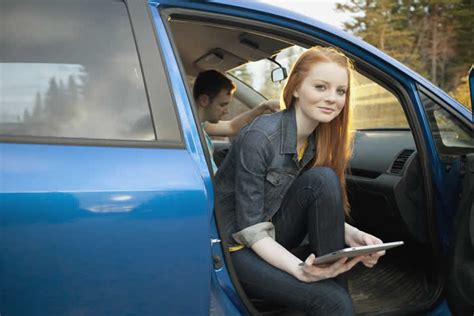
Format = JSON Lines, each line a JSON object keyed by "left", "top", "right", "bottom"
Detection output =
{"left": 0, "top": 143, "right": 211, "bottom": 315}
{"left": 446, "top": 153, "right": 474, "bottom": 314}
{"left": 0, "top": 0, "right": 216, "bottom": 314}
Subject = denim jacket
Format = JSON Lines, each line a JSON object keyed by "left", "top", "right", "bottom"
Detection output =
{"left": 215, "top": 107, "right": 316, "bottom": 247}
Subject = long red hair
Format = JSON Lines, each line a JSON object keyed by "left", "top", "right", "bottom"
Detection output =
{"left": 281, "top": 46, "right": 354, "bottom": 215}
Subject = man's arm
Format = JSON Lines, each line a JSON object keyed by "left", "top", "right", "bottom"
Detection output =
{"left": 205, "top": 100, "right": 279, "bottom": 137}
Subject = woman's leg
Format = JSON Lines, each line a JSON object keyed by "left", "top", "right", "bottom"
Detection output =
{"left": 272, "top": 167, "right": 350, "bottom": 289}
{"left": 231, "top": 248, "right": 353, "bottom": 316}
{"left": 273, "top": 167, "right": 346, "bottom": 260}
{"left": 231, "top": 167, "right": 352, "bottom": 315}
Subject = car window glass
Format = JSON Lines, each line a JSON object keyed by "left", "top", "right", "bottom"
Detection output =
{"left": 351, "top": 72, "right": 409, "bottom": 130}
{"left": 230, "top": 45, "right": 409, "bottom": 130}
{"left": 0, "top": 0, "right": 155, "bottom": 141}
{"left": 420, "top": 91, "right": 474, "bottom": 153}
{"left": 229, "top": 46, "right": 305, "bottom": 102}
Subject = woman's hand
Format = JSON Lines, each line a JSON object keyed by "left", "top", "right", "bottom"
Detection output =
{"left": 293, "top": 253, "right": 362, "bottom": 283}
{"left": 345, "top": 223, "right": 385, "bottom": 268}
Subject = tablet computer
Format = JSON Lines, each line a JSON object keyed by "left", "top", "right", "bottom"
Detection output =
{"left": 306, "top": 241, "right": 404, "bottom": 265}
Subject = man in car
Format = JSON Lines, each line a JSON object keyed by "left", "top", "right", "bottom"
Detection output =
{"left": 193, "top": 69, "right": 279, "bottom": 173}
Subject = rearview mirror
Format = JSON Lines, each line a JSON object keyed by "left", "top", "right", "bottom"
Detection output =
{"left": 272, "top": 67, "right": 287, "bottom": 82}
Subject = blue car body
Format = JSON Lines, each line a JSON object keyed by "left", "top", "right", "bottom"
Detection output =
{"left": 1, "top": 1, "right": 472, "bottom": 315}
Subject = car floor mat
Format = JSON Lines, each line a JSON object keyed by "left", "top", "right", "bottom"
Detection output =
{"left": 349, "top": 255, "right": 439, "bottom": 315}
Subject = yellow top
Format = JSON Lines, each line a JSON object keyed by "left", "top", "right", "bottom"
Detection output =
{"left": 298, "top": 138, "right": 309, "bottom": 161}
{"left": 229, "top": 139, "right": 308, "bottom": 253}
{"left": 229, "top": 245, "right": 245, "bottom": 252}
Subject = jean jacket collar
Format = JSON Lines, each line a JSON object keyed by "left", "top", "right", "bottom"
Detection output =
{"left": 280, "top": 106, "right": 316, "bottom": 167}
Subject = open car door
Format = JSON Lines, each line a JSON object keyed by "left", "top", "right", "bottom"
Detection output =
{"left": 447, "top": 153, "right": 474, "bottom": 314}
{"left": 446, "top": 69, "right": 474, "bottom": 314}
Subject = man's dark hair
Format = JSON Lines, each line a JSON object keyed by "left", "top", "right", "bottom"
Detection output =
{"left": 193, "top": 70, "right": 236, "bottom": 102}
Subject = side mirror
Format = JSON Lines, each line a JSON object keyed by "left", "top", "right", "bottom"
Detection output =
{"left": 271, "top": 67, "right": 287, "bottom": 82}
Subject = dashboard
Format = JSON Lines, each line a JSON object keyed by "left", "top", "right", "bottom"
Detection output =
{"left": 347, "top": 129, "right": 428, "bottom": 245}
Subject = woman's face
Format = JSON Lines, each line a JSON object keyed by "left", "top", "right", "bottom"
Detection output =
{"left": 293, "top": 62, "right": 348, "bottom": 124}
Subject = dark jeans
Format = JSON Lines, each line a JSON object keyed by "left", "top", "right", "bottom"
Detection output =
{"left": 231, "top": 167, "right": 353, "bottom": 315}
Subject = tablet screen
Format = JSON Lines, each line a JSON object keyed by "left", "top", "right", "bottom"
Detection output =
{"left": 313, "top": 241, "right": 404, "bottom": 265}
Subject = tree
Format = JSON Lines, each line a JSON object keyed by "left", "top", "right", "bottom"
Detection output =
{"left": 449, "top": 0, "right": 474, "bottom": 92}
{"left": 67, "top": 75, "right": 79, "bottom": 104}
{"left": 32, "top": 92, "right": 43, "bottom": 119}
{"left": 451, "top": 74, "right": 472, "bottom": 110}
{"left": 231, "top": 64, "right": 253, "bottom": 88}
{"left": 23, "top": 109, "right": 31, "bottom": 122}
{"left": 337, "top": 0, "right": 425, "bottom": 72}
{"left": 336, "top": 0, "right": 473, "bottom": 108}
{"left": 44, "top": 77, "right": 60, "bottom": 118}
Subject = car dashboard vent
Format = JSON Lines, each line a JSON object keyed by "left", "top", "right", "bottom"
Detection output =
{"left": 390, "top": 149, "right": 415, "bottom": 175}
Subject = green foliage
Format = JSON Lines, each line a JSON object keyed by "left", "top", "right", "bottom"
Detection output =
{"left": 336, "top": 0, "right": 473, "bottom": 109}
{"left": 232, "top": 66, "right": 253, "bottom": 88}
{"left": 452, "top": 74, "right": 472, "bottom": 110}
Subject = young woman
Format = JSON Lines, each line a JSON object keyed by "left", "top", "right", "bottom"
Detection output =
{"left": 215, "top": 46, "right": 385, "bottom": 315}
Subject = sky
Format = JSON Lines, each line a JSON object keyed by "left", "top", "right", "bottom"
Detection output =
{"left": 1, "top": 63, "right": 82, "bottom": 121}
{"left": 258, "top": 0, "right": 353, "bottom": 29}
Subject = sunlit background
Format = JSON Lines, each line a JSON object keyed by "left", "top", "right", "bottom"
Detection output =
{"left": 257, "top": 0, "right": 473, "bottom": 110}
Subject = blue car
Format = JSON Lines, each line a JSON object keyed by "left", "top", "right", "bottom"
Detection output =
{"left": 1, "top": 0, "right": 473, "bottom": 315}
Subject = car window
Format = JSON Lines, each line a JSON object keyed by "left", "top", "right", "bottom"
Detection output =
{"left": 230, "top": 45, "right": 409, "bottom": 130}
{"left": 0, "top": 0, "right": 155, "bottom": 141}
{"left": 351, "top": 72, "right": 409, "bottom": 130}
{"left": 420, "top": 90, "right": 474, "bottom": 154}
{"left": 228, "top": 46, "right": 305, "bottom": 102}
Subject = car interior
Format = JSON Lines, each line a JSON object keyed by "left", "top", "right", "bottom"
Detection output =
{"left": 164, "top": 8, "right": 442, "bottom": 315}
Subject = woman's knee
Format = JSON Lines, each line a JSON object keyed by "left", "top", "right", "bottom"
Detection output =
{"left": 298, "top": 167, "right": 340, "bottom": 197}
{"left": 301, "top": 167, "right": 339, "bottom": 187}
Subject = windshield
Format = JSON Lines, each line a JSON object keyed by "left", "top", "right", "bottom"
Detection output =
{"left": 229, "top": 45, "right": 409, "bottom": 130}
